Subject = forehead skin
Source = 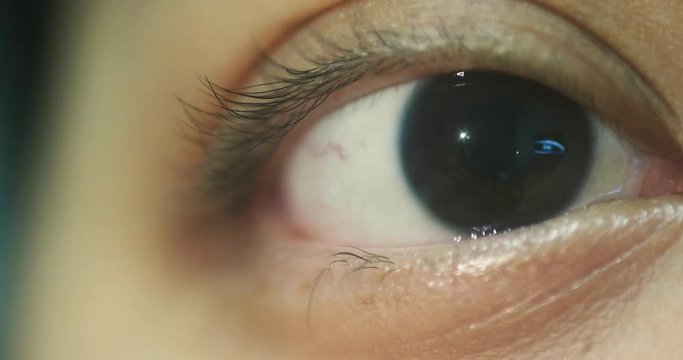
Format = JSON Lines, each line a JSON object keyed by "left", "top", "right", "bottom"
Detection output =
{"left": 17, "top": 0, "right": 683, "bottom": 360}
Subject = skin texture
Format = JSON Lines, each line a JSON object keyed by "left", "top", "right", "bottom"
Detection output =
{"left": 14, "top": 1, "right": 683, "bottom": 359}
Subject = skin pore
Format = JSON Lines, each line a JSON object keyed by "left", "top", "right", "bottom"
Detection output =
{"left": 15, "top": 1, "right": 683, "bottom": 359}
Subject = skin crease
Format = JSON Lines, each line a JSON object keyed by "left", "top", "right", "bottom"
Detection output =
{"left": 13, "top": 1, "right": 683, "bottom": 360}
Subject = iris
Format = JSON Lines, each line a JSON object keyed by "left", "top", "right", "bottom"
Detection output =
{"left": 400, "top": 71, "right": 593, "bottom": 233}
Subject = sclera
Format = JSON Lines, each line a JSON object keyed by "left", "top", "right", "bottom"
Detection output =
{"left": 279, "top": 77, "right": 651, "bottom": 246}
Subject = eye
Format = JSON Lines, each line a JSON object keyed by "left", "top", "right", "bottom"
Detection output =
{"left": 187, "top": 0, "right": 683, "bottom": 357}
{"left": 276, "top": 69, "right": 649, "bottom": 245}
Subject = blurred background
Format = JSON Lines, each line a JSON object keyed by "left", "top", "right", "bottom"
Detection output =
{"left": 3, "top": 0, "right": 60, "bottom": 356}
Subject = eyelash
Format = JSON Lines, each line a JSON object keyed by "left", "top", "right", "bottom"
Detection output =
{"left": 180, "top": 28, "right": 441, "bottom": 201}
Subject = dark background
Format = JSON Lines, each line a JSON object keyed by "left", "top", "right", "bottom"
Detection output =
{"left": 3, "top": 0, "right": 58, "bottom": 354}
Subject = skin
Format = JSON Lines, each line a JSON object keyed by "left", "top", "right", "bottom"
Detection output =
{"left": 14, "top": 0, "right": 683, "bottom": 359}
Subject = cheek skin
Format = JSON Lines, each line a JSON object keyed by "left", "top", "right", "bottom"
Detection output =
{"left": 230, "top": 198, "right": 683, "bottom": 359}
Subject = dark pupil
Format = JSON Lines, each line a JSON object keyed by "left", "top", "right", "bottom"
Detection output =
{"left": 399, "top": 71, "right": 593, "bottom": 234}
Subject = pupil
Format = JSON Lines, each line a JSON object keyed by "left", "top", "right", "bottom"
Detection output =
{"left": 399, "top": 71, "right": 594, "bottom": 233}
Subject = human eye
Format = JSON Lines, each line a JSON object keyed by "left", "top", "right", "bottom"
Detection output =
{"left": 183, "top": 0, "right": 683, "bottom": 358}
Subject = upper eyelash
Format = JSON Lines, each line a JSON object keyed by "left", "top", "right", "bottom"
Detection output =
{"left": 180, "top": 27, "right": 436, "bottom": 204}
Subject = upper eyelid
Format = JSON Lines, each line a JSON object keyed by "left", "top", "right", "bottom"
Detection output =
{"left": 183, "top": 0, "right": 680, "bottom": 205}
{"left": 533, "top": 3, "right": 683, "bottom": 151}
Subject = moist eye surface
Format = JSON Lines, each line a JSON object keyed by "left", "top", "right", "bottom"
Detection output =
{"left": 400, "top": 70, "right": 594, "bottom": 233}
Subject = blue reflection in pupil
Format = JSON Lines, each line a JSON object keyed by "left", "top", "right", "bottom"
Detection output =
{"left": 459, "top": 133, "right": 567, "bottom": 157}
{"left": 535, "top": 139, "right": 566, "bottom": 156}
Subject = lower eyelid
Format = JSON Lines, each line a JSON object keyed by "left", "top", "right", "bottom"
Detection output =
{"left": 242, "top": 197, "right": 683, "bottom": 358}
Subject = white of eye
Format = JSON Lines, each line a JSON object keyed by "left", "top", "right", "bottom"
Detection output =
{"left": 280, "top": 80, "right": 648, "bottom": 246}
